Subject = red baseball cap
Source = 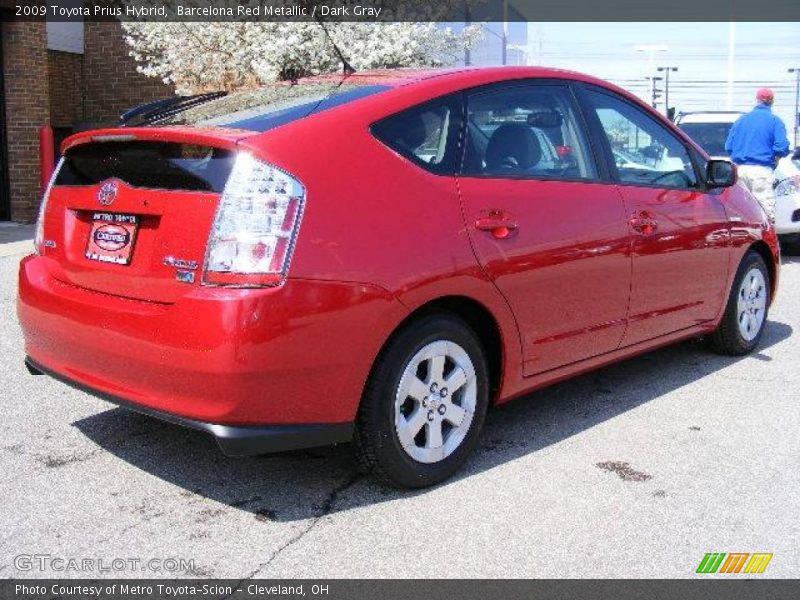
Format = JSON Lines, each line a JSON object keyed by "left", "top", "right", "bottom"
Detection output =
{"left": 756, "top": 88, "right": 774, "bottom": 103}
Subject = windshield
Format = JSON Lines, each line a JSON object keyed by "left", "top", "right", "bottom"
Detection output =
{"left": 678, "top": 122, "right": 734, "bottom": 156}
{"left": 157, "top": 82, "right": 390, "bottom": 132}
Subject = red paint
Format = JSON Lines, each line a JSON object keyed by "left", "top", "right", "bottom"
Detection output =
{"left": 18, "top": 67, "right": 779, "bottom": 431}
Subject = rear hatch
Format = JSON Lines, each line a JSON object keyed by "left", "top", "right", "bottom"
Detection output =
{"left": 41, "top": 128, "right": 255, "bottom": 303}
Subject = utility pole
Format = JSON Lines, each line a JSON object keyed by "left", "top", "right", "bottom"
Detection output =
{"left": 790, "top": 67, "right": 799, "bottom": 148}
{"left": 501, "top": 0, "right": 508, "bottom": 65}
{"left": 647, "top": 76, "right": 664, "bottom": 109}
{"left": 657, "top": 66, "right": 678, "bottom": 118}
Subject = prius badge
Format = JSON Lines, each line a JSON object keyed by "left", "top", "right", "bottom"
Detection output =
{"left": 163, "top": 256, "right": 199, "bottom": 284}
{"left": 97, "top": 181, "right": 118, "bottom": 206}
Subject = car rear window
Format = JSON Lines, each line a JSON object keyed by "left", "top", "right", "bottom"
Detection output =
{"left": 55, "top": 142, "right": 235, "bottom": 193}
{"left": 157, "top": 83, "right": 390, "bottom": 132}
{"left": 677, "top": 122, "right": 734, "bottom": 156}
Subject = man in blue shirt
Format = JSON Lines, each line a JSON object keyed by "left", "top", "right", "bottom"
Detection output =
{"left": 725, "top": 88, "right": 790, "bottom": 221}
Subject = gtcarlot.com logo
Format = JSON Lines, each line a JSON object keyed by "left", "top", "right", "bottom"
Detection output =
{"left": 696, "top": 552, "right": 773, "bottom": 574}
{"left": 14, "top": 554, "right": 195, "bottom": 573}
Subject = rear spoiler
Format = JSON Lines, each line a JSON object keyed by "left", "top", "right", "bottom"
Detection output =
{"left": 60, "top": 126, "right": 259, "bottom": 155}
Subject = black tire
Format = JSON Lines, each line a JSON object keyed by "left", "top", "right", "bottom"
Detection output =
{"left": 353, "top": 313, "right": 489, "bottom": 488}
{"left": 779, "top": 234, "right": 800, "bottom": 256}
{"left": 709, "top": 250, "right": 771, "bottom": 355}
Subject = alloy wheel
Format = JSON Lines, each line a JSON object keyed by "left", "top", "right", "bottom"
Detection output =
{"left": 394, "top": 340, "right": 477, "bottom": 464}
{"left": 736, "top": 267, "right": 767, "bottom": 342}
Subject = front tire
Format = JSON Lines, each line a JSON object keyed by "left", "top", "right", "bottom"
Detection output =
{"left": 354, "top": 313, "right": 489, "bottom": 488}
{"left": 709, "top": 250, "right": 770, "bottom": 355}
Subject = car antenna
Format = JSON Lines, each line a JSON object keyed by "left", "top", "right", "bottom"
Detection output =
{"left": 314, "top": 16, "right": 356, "bottom": 76}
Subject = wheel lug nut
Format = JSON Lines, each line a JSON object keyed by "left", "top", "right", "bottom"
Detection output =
{"left": 430, "top": 382, "right": 438, "bottom": 393}
{"left": 438, "top": 405, "right": 446, "bottom": 415}
{"left": 422, "top": 397, "right": 428, "bottom": 408}
{"left": 427, "top": 410, "right": 435, "bottom": 421}
{"left": 440, "top": 387, "right": 448, "bottom": 398}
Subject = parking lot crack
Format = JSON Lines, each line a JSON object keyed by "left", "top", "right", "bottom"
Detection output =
{"left": 224, "top": 472, "right": 362, "bottom": 588}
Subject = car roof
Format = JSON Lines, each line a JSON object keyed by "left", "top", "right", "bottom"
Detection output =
{"left": 676, "top": 111, "right": 745, "bottom": 124}
{"left": 300, "top": 66, "right": 630, "bottom": 91}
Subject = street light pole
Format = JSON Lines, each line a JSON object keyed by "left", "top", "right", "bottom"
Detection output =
{"left": 790, "top": 67, "right": 799, "bottom": 148}
{"left": 501, "top": 0, "right": 508, "bottom": 65}
{"left": 657, "top": 66, "right": 678, "bottom": 118}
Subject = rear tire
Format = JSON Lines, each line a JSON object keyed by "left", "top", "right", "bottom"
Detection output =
{"left": 353, "top": 313, "right": 489, "bottom": 488}
{"left": 779, "top": 233, "right": 800, "bottom": 256}
{"left": 709, "top": 250, "right": 770, "bottom": 355}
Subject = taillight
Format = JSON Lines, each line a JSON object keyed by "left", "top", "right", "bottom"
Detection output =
{"left": 203, "top": 152, "right": 305, "bottom": 287}
{"left": 34, "top": 157, "right": 63, "bottom": 255}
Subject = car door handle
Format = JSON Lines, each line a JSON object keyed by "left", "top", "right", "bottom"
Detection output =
{"left": 475, "top": 212, "right": 518, "bottom": 239}
{"left": 629, "top": 213, "right": 659, "bottom": 235}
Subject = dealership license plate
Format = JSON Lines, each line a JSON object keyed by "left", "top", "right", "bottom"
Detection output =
{"left": 85, "top": 213, "right": 139, "bottom": 265}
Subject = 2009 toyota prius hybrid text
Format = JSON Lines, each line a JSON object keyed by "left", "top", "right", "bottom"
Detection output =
{"left": 18, "top": 67, "right": 779, "bottom": 488}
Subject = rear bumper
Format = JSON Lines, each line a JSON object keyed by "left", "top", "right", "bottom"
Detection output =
{"left": 26, "top": 356, "right": 353, "bottom": 456}
{"left": 18, "top": 254, "right": 406, "bottom": 432}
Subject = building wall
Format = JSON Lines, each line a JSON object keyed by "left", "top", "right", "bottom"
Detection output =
{"left": 0, "top": 20, "right": 173, "bottom": 222}
{"left": 1, "top": 21, "right": 49, "bottom": 222}
{"left": 82, "top": 21, "right": 171, "bottom": 125}
{"left": 48, "top": 51, "right": 83, "bottom": 128}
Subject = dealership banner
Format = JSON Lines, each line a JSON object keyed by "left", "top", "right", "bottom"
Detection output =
{"left": 2, "top": 0, "right": 799, "bottom": 22}
{"left": 3, "top": 580, "right": 800, "bottom": 599}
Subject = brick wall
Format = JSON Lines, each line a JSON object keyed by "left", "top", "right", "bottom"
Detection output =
{"left": 0, "top": 20, "right": 173, "bottom": 222}
{"left": 48, "top": 51, "right": 83, "bottom": 128}
{"left": 1, "top": 21, "right": 49, "bottom": 222}
{"left": 82, "top": 21, "right": 172, "bottom": 125}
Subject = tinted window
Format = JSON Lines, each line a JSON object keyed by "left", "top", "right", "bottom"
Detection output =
{"left": 371, "top": 96, "right": 462, "bottom": 175}
{"left": 56, "top": 142, "right": 235, "bottom": 193}
{"left": 586, "top": 90, "right": 699, "bottom": 189}
{"left": 678, "top": 122, "right": 733, "bottom": 156}
{"left": 462, "top": 84, "right": 597, "bottom": 180}
{"left": 158, "top": 83, "right": 389, "bottom": 132}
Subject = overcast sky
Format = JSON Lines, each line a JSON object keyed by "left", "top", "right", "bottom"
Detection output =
{"left": 462, "top": 22, "right": 800, "bottom": 141}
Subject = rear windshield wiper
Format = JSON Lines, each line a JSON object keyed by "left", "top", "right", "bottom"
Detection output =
{"left": 119, "top": 92, "right": 228, "bottom": 127}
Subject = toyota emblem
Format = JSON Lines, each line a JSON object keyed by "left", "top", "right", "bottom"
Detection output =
{"left": 98, "top": 181, "right": 118, "bottom": 206}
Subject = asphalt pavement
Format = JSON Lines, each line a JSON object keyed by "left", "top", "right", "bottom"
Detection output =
{"left": 1, "top": 241, "right": 798, "bottom": 579}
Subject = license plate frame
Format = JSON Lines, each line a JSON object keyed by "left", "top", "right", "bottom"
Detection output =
{"left": 85, "top": 212, "right": 139, "bottom": 266}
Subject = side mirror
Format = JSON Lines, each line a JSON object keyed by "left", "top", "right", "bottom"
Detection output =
{"left": 706, "top": 159, "right": 737, "bottom": 188}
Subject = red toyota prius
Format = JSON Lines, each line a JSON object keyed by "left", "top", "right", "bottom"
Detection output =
{"left": 18, "top": 67, "right": 779, "bottom": 487}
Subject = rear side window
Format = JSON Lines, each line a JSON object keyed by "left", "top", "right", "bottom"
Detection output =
{"left": 56, "top": 142, "right": 235, "bottom": 193}
{"left": 371, "top": 95, "right": 462, "bottom": 175}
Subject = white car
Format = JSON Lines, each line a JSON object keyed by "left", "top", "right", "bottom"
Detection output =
{"left": 676, "top": 111, "right": 800, "bottom": 252}
{"left": 774, "top": 154, "right": 800, "bottom": 251}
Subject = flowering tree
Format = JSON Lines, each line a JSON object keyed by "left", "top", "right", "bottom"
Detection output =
{"left": 122, "top": 8, "right": 482, "bottom": 94}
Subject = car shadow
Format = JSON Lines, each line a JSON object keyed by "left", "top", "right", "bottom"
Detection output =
{"left": 73, "top": 320, "right": 793, "bottom": 523}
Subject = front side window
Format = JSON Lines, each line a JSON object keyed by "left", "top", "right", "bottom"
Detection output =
{"left": 586, "top": 90, "right": 699, "bottom": 189}
{"left": 462, "top": 84, "right": 597, "bottom": 180}
{"left": 371, "top": 96, "right": 461, "bottom": 175}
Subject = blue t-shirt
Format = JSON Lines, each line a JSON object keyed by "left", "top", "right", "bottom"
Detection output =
{"left": 725, "top": 104, "right": 790, "bottom": 167}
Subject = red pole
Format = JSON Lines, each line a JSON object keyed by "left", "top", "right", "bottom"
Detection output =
{"left": 39, "top": 125, "right": 55, "bottom": 190}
